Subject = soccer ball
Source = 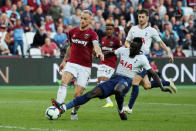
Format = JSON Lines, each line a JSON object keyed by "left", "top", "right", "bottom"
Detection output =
{"left": 45, "top": 106, "right": 60, "bottom": 120}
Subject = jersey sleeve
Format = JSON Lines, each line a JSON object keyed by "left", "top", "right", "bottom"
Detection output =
{"left": 91, "top": 30, "right": 99, "bottom": 44}
{"left": 141, "top": 55, "right": 151, "bottom": 70}
{"left": 114, "top": 47, "right": 126, "bottom": 56}
{"left": 126, "top": 28, "right": 133, "bottom": 41}
{"left": 151, "top": 28, "right": 162, "bottom": 42}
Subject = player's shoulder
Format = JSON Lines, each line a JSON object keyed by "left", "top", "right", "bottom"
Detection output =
{"left": 146, "top": 26, "right": 157, "bottom": 32}
{"left": 130, "top": 25, "right": 138, "bottom": 30}
{"left": 69, "top": 27, "right": 79, "bottom": 33}
{"left": 135, "top": 54, "right": 148, "bottom": 61}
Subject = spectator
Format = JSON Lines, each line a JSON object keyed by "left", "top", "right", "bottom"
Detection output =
{"left": 33, "top": 7, "right": 45, "bottom": 31}
{"left": 125, "top": 6, "right": 136, "bottom": 25}
{"left": 183, "top": 33, "right": 194, "bottom": 51}
{"left": 151, "top": 13, "right": 162, "bottom": 31}
{"left": 173, "top": 45, "right": 186, "bottom": 57}
{"left": 88, "top": 0, "right": 100, "bottom": 15}
{"left": 162, "top": 29, "right": 176, "bottom": 50}
{"left": 13, "top": 19, "right": 24, "bottom": 56}
{"left": 44, "top": 15, "right": 56, "bottom": 32}
{"left": 61, "top": 0, "right": 72, "bottom": 25}
{"left": 7, "top": 4, "right": 20, "bottom": 26}
{"left": 1, "top": 0, "right": 12, "bottom": 13}
{"left": 173, "top": 1, "right": 184, "bottom": 20}
{"left": 21, "top": 5, "right": 34, "bottom": 32}
{"left": 151, "top": 43, "right": 164, "bottom": 57}
{"left": 162, "top": 24, "right": 179, "bottom": 42}
{"left": 47, "top": 0, "right": 62, "bottom": 23}
{"left": 31, "top": 27, "right": 47, "bottom": 48}
{"left": 23, "top": 0, "right": 41, "bottom": 12}
{"left": 157, "top": 0, "right": 166, "bottom": 20}
{"left": 4, "top": 29, "right": 14, "bottom": 54}
{"left": 119, "top": 3, "right": 126, "bottom": 17}
{"left": 106, "top": 0, "right": 117, "bottom": 8}
{"left": 94, "top": 9, "right": 103, "bottom": 23}
{"left": 54, "top": 26, "right": 67, "bottom": 48}
{"left": 71, "top": 8, "right": 81, "bottom": 28}
{"left": 102, "top": 5, "right": 115, "bottom": 20}
{"left": 16, "top": 1, "right": 24, "bottom": 15}
{"left": 41, "top": 37, "right": 58, "bottom": 58}
{"left": 0, "top": 13, "right": 13, "bottom": 31}
{"left": 55, "top": 17, "right": 66, "bottom": 30}
{"left": 143, "top": 0, "right": 157, "bottom": 15}
{"left": 94, "top": 22, "right": 105, "bottom": 41}
{"left": 162, "top": 14, "right": 171, "bottom": 29}
{"left": 185, "top": 20, "right": 195, "bottom": 36}
{"left": 41, "top": 0, "right": 52, "bottom": 14}
{"left": 173, "top": 20, "right": 185, "bottom": 45}
{"left": 0, "top": 35, "right": 10, "bottom": 55}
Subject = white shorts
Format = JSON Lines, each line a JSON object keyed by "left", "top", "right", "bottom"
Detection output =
{"left": 97, "top": 64, "right": 115, "bottom": 78}
{"left": 63, "top": 62, "right": 91, "bottom": 88}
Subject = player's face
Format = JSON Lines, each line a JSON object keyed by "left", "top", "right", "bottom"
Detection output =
{"left": 138, "top": 14, "right": 149, "bottom": 25}
{"left": 106, "top": 26, "right": 114, "bottom": 37}
{"left": 80, "top": 13, "right": 91, "bottom": 29}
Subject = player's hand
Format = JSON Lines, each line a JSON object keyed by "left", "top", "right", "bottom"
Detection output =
{"left": 96, "top": 52, "right": 104, "bottom": 61}
{"left": 161, "top": 87, "right": 172, "bottom": 94}
{"left": 59, "top": 61, "right": 66, "bottom": 72}
{"left": 168, "top": 52, "right": 174, "bottom": 62}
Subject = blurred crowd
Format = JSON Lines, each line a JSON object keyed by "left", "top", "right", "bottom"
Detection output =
{"left": 0, "top": 0, "right": 195, "bottom": 58}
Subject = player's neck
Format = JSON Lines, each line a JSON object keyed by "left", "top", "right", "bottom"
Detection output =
{"left": 79, "top": 25, "right": 90, "bottom": 31}
{"left": 138, "top": 23, "right": 148, "bottom": 29}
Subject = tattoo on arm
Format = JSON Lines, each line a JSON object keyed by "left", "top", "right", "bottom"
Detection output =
{"left": 147, "top": 69, "right": 163, "bottom": 89}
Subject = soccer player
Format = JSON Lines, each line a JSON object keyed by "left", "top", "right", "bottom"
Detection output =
{"left": 98, "top": 21, "right": 122, "bottom": 108}
{"left": 52, "top": 10, "right": 104, "bottom": 120}
{"left": 123, "top": 9, "right": 177, "bottom": 114}
{"left": 51, "top": 37, "right": 172, "bottom": 120}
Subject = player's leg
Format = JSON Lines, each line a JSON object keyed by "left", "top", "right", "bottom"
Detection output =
{"left": 123, "top": 74, "right": 143, "bottom": 114}
{"left": 98, "top": 77, "right": 113, "bottom": 107}
{"left": 70, "top": 65, "right": 91, "bottom": 120}
{"left": 97, "top": 65, "right": 115, "bottom": 107}
{"left": 56, "top": 71, "right": 74, "bottom": 104}
{"left": 52, "top": 86, "right": 103, "bottom": 114}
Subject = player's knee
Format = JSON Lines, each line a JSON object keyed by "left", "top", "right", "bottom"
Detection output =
{"left": 114, "top": 83, "right": 125, "bottom": 95}
{"left": 143, "top": 82, "right": 151, "bottom": 90}
{"left": 74, "top": 92, "right": 82, "bottom": 98}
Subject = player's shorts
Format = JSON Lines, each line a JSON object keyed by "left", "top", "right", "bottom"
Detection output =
{"left": 97, "top": 75, "right": 132, "bottom": 99}
{"left": 97, "top": 64, "right": 115, "bottom": 78}
{"left": 63, "top": 62, "right": 91, "bottom": 88}
{"left": 137, "top": 54, "right": 151, "bottom": 78}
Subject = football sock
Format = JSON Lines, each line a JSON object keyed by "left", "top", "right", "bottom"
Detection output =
{"left": 151, "top": 80, "right": 170, "bottom": 88}
{"left": 57, "top": 84, "right": 67, "bottom": 104}
{"left": 66, "top": 94, "right": 90, "bottom": 110}
{"left": 128, "top": 85, "right": 139, "bottom": 109}
{"left": 115, "top": 95, "right": 124, "bottom": 111}
{"left": 72, "top": 106, "right": 80, "bottom": 114}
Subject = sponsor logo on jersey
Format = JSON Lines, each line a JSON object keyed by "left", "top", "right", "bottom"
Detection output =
{"left": 72, "top": 39, "right": 88, "bottom": 46}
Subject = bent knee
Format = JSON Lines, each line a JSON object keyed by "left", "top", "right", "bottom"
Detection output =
{"left": 143, "top": 83, "right": 151, "bottom": 90}
{"left": 74, "top": 92, "right": 83, "bottom": 98}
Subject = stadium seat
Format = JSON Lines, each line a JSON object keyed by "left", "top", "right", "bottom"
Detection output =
{"left": 183, "top": 49, "right": 193, "bottom": 57}
{"left": 29, "top": 48, "right": 43, "bottom": 58}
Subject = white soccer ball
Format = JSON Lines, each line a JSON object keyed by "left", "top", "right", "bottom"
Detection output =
{"left": 45, "top": 106, "right": 60, "bottom": 120}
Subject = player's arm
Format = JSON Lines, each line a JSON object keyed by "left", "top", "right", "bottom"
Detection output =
{"left": 93, "top": 42, "right": 104, "bottom": 61}
{"left": 124, "top": 40, "right": 130, "bottom": 48}
{"left": 158, "top": 40, "right": 174, "bottom": 62}
{"left": 147, "top": 69, "right": 172, "bottom": 93}
{"left": 59, "top": 45, "right": 71, "bottom": 72}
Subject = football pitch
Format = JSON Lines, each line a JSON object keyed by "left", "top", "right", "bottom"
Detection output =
{"left": 0, "top": 85, "right": 196, "bottom": 131}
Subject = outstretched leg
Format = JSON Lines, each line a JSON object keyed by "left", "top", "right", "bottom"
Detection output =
{"left": 52, "top": 86, "right": 103, "bottom": 113}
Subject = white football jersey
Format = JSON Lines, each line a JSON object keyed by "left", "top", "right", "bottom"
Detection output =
{"left": 126, "top": 25, "right": 161, "bottom": 54}
{"left": 114, "top": 47, "right": 151, "bottom": 79}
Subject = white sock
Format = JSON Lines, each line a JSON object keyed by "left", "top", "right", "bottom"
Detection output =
{"left": 106, "top": 97, "right": 113, "bottom": 104}
{"left": 57, "top": 84, "right": 67, "bottom": 104}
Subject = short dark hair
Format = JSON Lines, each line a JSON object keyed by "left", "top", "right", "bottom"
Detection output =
{"left": 138, "top": 9, "right": 149, "bottom": 16}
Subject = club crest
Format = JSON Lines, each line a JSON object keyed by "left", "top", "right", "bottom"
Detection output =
{"left": 84, "top": 34, "right": 89, "bottom": 39}
{"left": 109, "top": 41, "right": 114, "bottom": 46}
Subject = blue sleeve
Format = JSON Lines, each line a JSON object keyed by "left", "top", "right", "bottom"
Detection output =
{"left": 173, "top": 31, "right": 179, "bottom": 39}
{"left": 51, "top": 24, "right": 56, "bottom": 32}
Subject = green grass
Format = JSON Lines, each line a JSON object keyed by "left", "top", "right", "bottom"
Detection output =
{"left": 0, "top": 85, "right": 196, "bottom": 131}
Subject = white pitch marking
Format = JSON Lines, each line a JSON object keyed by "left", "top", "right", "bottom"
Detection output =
{"left": 138, "top": 102, "right": 196, "bottom": 107}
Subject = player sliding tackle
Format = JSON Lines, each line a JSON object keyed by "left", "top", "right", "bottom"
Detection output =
{"left": 52, "top": 37, "right": 172, "bottom": 120}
